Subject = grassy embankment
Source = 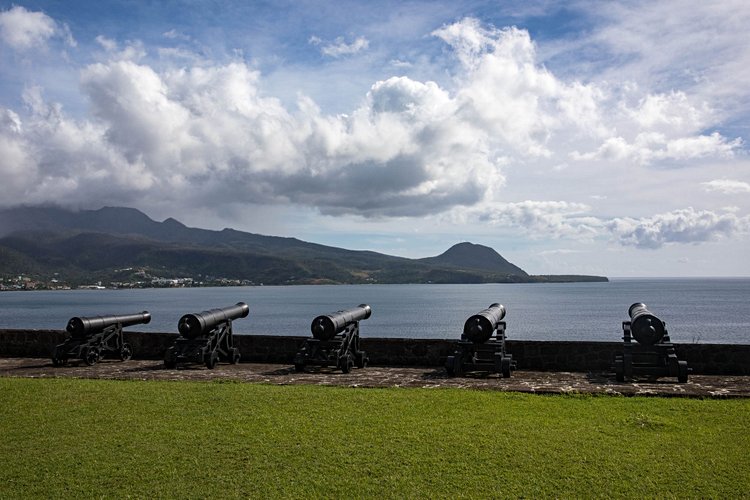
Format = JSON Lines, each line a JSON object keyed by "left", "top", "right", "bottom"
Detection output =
{"left": 1, "top": 378, "right": 748, "bottom": 498}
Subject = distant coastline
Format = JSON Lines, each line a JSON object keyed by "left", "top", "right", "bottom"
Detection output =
{"left": 1, "top": 206, "right": 607, "bottom": 288}
{"left": 1, "top": 273, "right": 608, "bottom": 291}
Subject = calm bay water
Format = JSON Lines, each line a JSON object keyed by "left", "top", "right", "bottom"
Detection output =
{"left": 1, "top": 278, "right": 748, "bottom": 343}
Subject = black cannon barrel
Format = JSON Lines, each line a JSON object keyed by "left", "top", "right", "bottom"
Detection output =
{"left": 628, "top": 302, "right": 666, "bottom": 345}
{"left": 463, "top": 303, "right": 506, "bottom": 344}
{"left": 66, "top": 311, "right": 151, "bottom": 337}
{"left": 178, "top": 302, "right": 249, "bottom": 338}
{"left": 310, "top": 304, "right": 372, "bottom": 341}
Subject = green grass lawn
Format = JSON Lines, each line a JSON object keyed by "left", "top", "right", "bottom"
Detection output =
{"left": 1, "top": 378, "right": 748, "bottom": 498}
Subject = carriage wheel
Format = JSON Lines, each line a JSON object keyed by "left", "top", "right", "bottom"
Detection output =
{"left": 230, "top": 348, "right": 241, "bottom": 365}
{"left": 453, "top": 356, "right": 464, "bottom": 377}
{"left": 206, "top": 351, "right": 219, "bottom": 369}
{"left": 120, "top": 343, "right": 133, "bottom": 361}
{"left": 84, "top": 348, "right": 100, "bottom": 366}
{"left": 356, "top": 351, "right": 368, "bottom": 369}
{"left": 615, "top": 358, "right": 625, "bottom": 382}
{"left": 340, "top": 355, "right": 353, "bottom": 374}
{"left": 677, "top": 361, "right": 689, "bottom": 383}
{"left": 501, "top": 357, "right": 512, "bottom": 378}
{"left": 445, "top": 356, "right": 456, "bottom": 376}
{"left": 164, "top": 348, "right": 177, "bottom": 369}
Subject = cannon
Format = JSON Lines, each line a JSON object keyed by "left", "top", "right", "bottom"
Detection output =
{"left": 627, "top": 302, "right": 667, "bottom": 345}
{"left": 52, "top": 311, "right": 150, "bottom": 366}
{"left": 164, "top": 302, "right": 249, "bottom": 369}
{"left": 446, "top": 303, "right": 515, "bottom": 378}
{"left": 294, "top": 304, "right": 371, "bottom": 373}
{"left": 614, "top": 302, "right": 689, "bottom": 383}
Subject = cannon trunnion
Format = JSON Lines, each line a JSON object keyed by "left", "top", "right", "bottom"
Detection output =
{"left": 52, "top": 311, "right": 151, "bottom": 366}
{"left": 446, "top": 303, "right": 515, "bottom": 378}
{"left": 614, "top": 302, "right": 689, "bottom": 383}
{"left": 164, "top": 302, "right": 249, "bottom": 369}
{"left": 294, "top": 304, "right": 371, "bottom": 373}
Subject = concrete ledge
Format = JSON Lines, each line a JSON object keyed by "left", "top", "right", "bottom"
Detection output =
{"left": 0, "top": 329, "right": 748, "bottom": 375}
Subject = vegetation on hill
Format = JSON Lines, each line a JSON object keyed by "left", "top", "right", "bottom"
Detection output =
{"left": 0, "top": 206, "right": 607, "bottom": 286}
{"left": 419, "top": 241, "right": 528, "bottom": 276}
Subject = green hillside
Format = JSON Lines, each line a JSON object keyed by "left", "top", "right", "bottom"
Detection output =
{"left": 0, "top": 206, "right": 607, "bottom": 286}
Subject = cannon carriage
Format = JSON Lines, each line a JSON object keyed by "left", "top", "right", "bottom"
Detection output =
{"left": 164, "top": 302, "right": 248, "bottom": 369}
{"left": 294, "top": 304, "right": 371, "bottom": 373}
{"left": 445, "top": 303, "right": 515, "bottom": 377}
{"left": 614, "top": 302, "right": 689, "bottom": 383}
{"left": 52, "top": 311, "right": 150, "bottom": 366}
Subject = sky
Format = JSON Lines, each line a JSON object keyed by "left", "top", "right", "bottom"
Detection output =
{"left": 0, "top": 0, "right": 749, "bottom": 277}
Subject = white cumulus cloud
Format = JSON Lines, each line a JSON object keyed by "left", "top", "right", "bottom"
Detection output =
{"left": 0, "top": 5, "right": 74, "bottom": 50}
{"left": 703, "top": 179, "right": 750, "bottom": 194}
{"left": 573, "top": 131, "right": 740, "bottom": 165}
{"left": 606, "top": 208, "right": 749, "bottom": 249}
{"left": 309, "top": 35, "right": 369, "bottom": 58}
{"left": 456, "top": 201, "right": 750, "bottom": 250}
{"left": 457, "top": 200, "right": 601, "bottom": 239}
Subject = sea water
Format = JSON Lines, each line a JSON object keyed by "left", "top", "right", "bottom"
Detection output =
{"left": 0, "top": 278, "right": 748, "bottom": 343}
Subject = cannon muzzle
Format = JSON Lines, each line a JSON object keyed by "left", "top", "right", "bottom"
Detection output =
{"left": 310, "top": 304, "right": 372, "bottom": 341}
{"left": 178, "top": 302, "right": 249, "bottom": 338}
{"left": 463, "top": 303, "right": 506, "bottom": 344}
{"left": 628, "top": 302, "right": 666, "bottom": 345}
{"left": 66, "top": 311, "right": 151, "bottom": 338}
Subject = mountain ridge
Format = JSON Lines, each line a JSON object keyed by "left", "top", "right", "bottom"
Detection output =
{"left": 420, "top": 242, "right": 528, "bottom": 276}
{"left": 0, "top": 205, "right": 608, "bottom": 286}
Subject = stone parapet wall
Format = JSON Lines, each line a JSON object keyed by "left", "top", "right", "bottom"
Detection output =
{"left": 0, "top": 329, "right": 748, "bottom": 375}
